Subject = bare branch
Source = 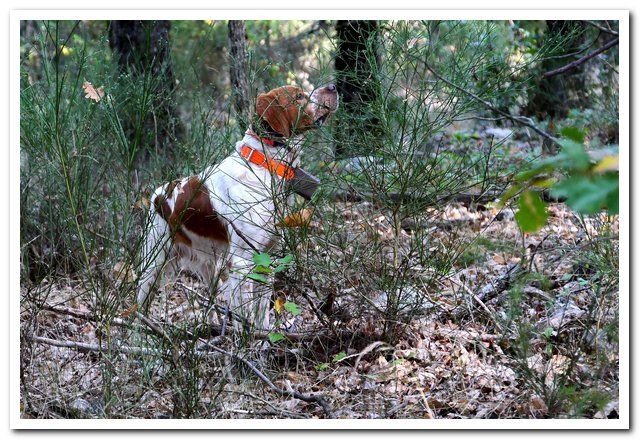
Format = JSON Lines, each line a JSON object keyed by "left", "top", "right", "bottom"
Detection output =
{"left": 543, "top": 38, "right": 619, "bottom": 78}
{"left": 27, "top": 335, "right": 160, "bottom": 357}
{"left": 583, "top": 20, "right": 618, "bottom": 36}
{"left": 134, "top": 314, "right": 335, "bottom": 417}
{"left": 424, "top": 64, "right": 559, "bottom": 145}
{"left": 39, "top": 304, "right": 145, "bottom": 332}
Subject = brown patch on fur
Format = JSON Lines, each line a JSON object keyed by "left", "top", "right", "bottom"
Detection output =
{"left": 154, "top": 176, "right": 229, "bottom": 246}
{"left": 153, "top": 194, "right": 172, "bottom": 224}
{"left": 256, "top": 86, "right": 315, "bottom": 137}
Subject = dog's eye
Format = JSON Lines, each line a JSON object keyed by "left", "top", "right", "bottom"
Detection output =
{"left": 296, "top": 93, "right": 305, "bottom": 100}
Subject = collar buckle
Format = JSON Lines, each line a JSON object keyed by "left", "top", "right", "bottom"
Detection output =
{"left": 245, "top": 147, "right": 265, "bottom": 166}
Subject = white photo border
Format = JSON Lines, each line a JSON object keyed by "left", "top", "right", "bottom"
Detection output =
{"left": 9, "top": 9, "right": 630, "bottom": 430}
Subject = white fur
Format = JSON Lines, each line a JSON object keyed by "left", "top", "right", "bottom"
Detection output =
{"left": 137, "top": 133, "right": 299, "bottom": 329}
{"left": 138, "top": 85, "right": 338, "bottom": 330}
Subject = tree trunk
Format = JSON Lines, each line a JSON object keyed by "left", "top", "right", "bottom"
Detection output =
{"left": 228, "top": 20, "right": 251, "bottom": 127}
{"left": 108, "top": 20, "right": 180, "bottom": 158}
{"left": 527, "top": 20, "right": 586, "bottom": 121}
{"left": 334, "top": 20, "right": 381, "bottom": 160}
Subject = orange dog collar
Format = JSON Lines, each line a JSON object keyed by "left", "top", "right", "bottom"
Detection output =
{"left": 240, "top": 145, "right": 295, "bottom": 180}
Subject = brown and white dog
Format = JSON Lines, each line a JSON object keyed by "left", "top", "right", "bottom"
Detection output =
{"left": 137, "top": 84, "right": 339, "bottom": 329}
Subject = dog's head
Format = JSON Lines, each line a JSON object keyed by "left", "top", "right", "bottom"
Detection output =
{"left": 255, "top": 84, "right": 339, "bottom": 138}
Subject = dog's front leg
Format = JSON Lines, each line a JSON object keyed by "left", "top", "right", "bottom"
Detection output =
{"left": 137, "top": 211, "right": 173, "bottom": 310}
{"left": 225, "top": 254, "right": 271, "bottom": 333}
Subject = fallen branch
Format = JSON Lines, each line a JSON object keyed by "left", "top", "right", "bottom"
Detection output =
{"left": 39, "top": 304, "right": 146, "bottom": 332}
{"left": 543, "top": 38, "right": 619, "bottom": 78}
{"left": 443, "top": 263, "right": 523, "bottom": 322}
{"left": 204, "top": 343, "right": 334, "bottom": 417}
{"left": 474, "top": 263, "right": 523, "bottom": 303}
{"left": 27, "top": 334, "right": 160, "bottom": 357}
{"left": 39, "top": 302, "right": 328, "bottom": 342}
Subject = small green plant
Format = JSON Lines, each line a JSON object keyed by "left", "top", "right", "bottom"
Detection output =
{"left": 505, "top": 126, "right": 619, "bottom": 233}
{"left": 267, "top": 332, "right": 286, "bottom": 343}
{"left": 314, "top": 362, "right": 330, "bottom": 371}
{"left": 332, "top": 351, "right": 347, "bottom": 363}
{"left": 245, "top": 252, "right": 294, "bottom": 283}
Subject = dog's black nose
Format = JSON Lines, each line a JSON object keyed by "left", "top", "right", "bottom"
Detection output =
{"left": 326, "top": 84, "right": 336, "bottom": 92}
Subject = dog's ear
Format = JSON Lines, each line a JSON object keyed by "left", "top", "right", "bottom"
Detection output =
{"left": 256, "top": 91, "right": 292, "bottom": 138}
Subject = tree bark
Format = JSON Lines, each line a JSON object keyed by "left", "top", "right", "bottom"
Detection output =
{"left": 228, "top": 20, "right": 251, "bottom": 127}
{"left": 334, "top": 20, "right": 381, "bottom": 160}
{"left": 108, "top": 20, "right": 180, "bottom": 158}
{"left": 527, "top": 20, "right": 586, "bottom": 121}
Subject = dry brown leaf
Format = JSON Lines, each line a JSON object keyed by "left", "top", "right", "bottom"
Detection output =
{"left": 548, "top": 354, "right": 571, "bottom": 375}
{"left": 134, "top": 197, "right": 150, "bottom": 210}
{"left": 120, "top": 303, "right": 138, "bottom": 318}
{"left": 492, "top": 254, "right": 507, "bottom": 265}
{"left": 530, "top": 395, "right": 548, "bottom": 415}
{"left": 113, "top": 260, "right": 135, "bottom": 283}
{"left": 274, "top": 296, "right": 286, "bottom": 314}
{"left": 82, "top": 81, "right": 105, "bottom": 102}
{"left": 277, "top": 208, "right": 314, "bottom": 228}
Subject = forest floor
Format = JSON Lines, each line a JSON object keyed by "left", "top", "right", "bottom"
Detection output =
{"left": 20, "top": 199, "right": 619, "bottom": 419}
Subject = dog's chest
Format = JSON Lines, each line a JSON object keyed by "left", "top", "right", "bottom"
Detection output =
{"left": 206, "top": 154, "right": 286, "bottom": 223}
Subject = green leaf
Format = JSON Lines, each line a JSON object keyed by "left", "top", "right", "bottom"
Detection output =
{"left": 271, "top": 264, "right": 289, "bottom": 274}
{"left": 332, "top": 351, "right": 347, "bottom": 362}
{"left": 314, "top": 362, "right": 329, "bottom": 371}
{"left": 557, "top": 139, "right": 591, "bottom": 171}
{"left": 551, "top": 174, "right": 618, "bottom": 214}
{"left": 605, "top": 184, "right": 619, "bottom": 215}
{"left": 515, "top": 190, "right": 549, "bottom": 233}
{"left": 268, "top": 332, "right": 286, "bottom": 343}
{"left": 543, "top": 327, "right": 555, "bottom": 338}
{"left": 278, "top": 254, "right": 294, "bottom": 265}
{"left": 247, "top": 273, "right": 269, "bottom": 283}
{"left": 559, "top": 126, "right": 585, "bottom": 144}
{"left": 515, "top": 163, "right": 554, "bottom": 182}
{"left": 284, "top": 301, "right": 301, "bottom": 316}
{"left": 252, "top": 265, "right": 272, "bottom": 274}
{"left": 530, "top": 176, "right": 557, "bottom": 189}
{"left": 499, "top": 183, "right": 523, "bottom": 206}
{"left": 252, "top": 252, "right": 272, "bottom": 267}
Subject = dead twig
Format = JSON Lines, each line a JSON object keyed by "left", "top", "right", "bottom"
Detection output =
{"left": 543, "top": 38, "right": 619, "bottom": 78}
{"left": 40, "top": 302, "right": 330, "bottom": 342}
{"left": 27, "top": 334, "right": 160, "bottom": 357}
{"left": 332, "top": 340, "right": 389, "bottom": 371}
{"left": 332, "top": 188, "right": 565, "bottom": 207}
{"left": 444, "top": 263, "right": 523, "bottom": 322}
{"left": 39, "top": 304, "right": 146, "bottom": 332}
{"left": 583, "top": 20, "right": 618, "bottom": 36}
{"left": 204, "top": 344, "right": 335, "bottom": 417}
{"left": 424, "top": 63, "right": 559, "bottom": 145}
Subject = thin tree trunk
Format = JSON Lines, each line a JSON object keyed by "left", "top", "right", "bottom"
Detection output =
{"left": 334, "top": 20, "right": 381, "bottom": 160}
{"left": 108, "top": 20, "right": 181, "bottom": 158}
{"left": 228, "top": 20, "right": 251, "bottom": 126}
